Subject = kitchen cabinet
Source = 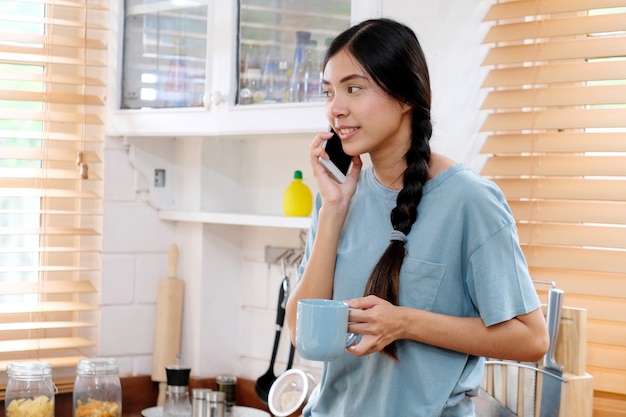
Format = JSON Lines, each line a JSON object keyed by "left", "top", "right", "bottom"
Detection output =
{"left": 106, "top": 0, "right": 384, "bottom": 228}
{"left": 107, "top": 0, "right": 383, "bottom": 138}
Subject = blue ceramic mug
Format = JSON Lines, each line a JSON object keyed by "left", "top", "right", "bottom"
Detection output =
{"left": 296, "top": 299, "right": 360, "bottom": 361}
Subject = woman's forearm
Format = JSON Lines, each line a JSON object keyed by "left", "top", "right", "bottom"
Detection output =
{"left": 400, "top": 306, "right": 549, "bottom": 362}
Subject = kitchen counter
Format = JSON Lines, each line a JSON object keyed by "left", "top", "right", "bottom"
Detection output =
{"left": 0, "top": 375, "right": 272, "bottom": 417}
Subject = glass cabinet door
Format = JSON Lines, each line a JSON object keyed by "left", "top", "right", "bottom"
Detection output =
{"left": 122, "top": 0, "right": 210, "bottom": 109}
{"left": 120, "top": 0, "right": 351, "bottom": 111}
{"left": 238, "top": 0, "right": 351, "bottom": 106}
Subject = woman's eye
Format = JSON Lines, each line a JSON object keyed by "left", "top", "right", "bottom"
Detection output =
{"left": 348, "top": 86, "right": 361, "bottom": 93}
{"left": 322, "top": 89, "right": 333, "bottom": 98}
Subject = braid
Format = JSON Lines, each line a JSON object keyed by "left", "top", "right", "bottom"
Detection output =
{"left": 363, "top": 116, "right": 431, "bottom": 360}
{"left": 326, "top": 18, "right": 433, "bottom": 360}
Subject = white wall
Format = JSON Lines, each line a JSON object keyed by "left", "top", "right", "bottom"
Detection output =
{"left": 100, "top": 1, "right": 493, "bottom": 384}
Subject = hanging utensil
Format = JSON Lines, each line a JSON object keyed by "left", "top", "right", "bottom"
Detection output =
{"left": 255, "top": 262, "right": 289, "bottom": 403}
{"left": 283, "top": 268, "right": 296, "bottom": 371}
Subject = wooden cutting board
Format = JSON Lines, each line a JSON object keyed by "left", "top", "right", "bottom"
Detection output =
{"left": 151, "top": 244, "right": 185, "bottom": 405}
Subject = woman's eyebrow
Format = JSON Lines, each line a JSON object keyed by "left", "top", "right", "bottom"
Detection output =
{"left": 322, "top": 74, "right": 369, "bottom": 85}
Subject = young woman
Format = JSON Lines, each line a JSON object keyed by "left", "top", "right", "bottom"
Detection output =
{"left": 285, "top": 18, "right": 549, "bottom": 416}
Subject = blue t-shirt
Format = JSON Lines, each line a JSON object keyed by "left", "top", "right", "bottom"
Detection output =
{"left": 300, "top": 164, "right": 541, "bottom": 417}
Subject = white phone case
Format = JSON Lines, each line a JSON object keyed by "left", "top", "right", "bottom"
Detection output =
{"left": 319, "top": 139, "right": 348, "bottom": 183}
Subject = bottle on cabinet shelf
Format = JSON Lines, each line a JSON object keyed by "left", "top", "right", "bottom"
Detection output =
{"left": 283, "top": 170, "right": 313, "bottom": 217}
{"left": 289, "top": 31, "right": 311, "bottom": 103}
{"left": 304, "top": 40, "right": 322, "bottom": 102}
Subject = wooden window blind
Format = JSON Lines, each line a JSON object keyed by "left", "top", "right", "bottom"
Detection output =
{"left": 0, "top": 0, "right": 107, "bottom": 389}
{"left": 480, "top": 0, "right": 626, "bottom": 414}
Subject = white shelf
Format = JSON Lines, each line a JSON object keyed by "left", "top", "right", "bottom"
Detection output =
{"left": 159, "top": 210, "right": 311, "bottom": 229}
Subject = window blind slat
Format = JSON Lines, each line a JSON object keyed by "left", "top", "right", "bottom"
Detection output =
{"left": 0, "top": 70, "right": 104, "bottom": 87}
{"left": 0, "top": 49, "right": 106, "bottom": 67}
{"left": 0, "top": 168, "right": 103, "bottom": 181}
{"left": 587, "top": 320, "right": 626, "bottom": 346}
{"left": 1, "top": 149, "right": 101, "bottom": 163}
{"left": 481, "top": 84, "right": 626, "bottom": 109}
{"left": 481, "top": 155, "right": 626, "bottom": 176}
{"left": 0, "top": 32, "right": 107, "bottom": 50}
{"left": 481, "top": 133, "right": 626, "bottom": 153}
{"left": 0, "top": 280, "right": 96, "bottom": 295}
{"left": 16, "top": 0, "right": 108, "bottom": 9}
{"left": 517, "top": 223, "right": 626, "bottom": 249}
{"left": 483, "top": 0, "right": 626, "bottom": 21}
{"left": 0, "top": 321, "right": 94, "bottom": 332}
{"left": 0, "top": 130, "right": 100, "bottom": 142}
{"left": 483, "top": 35, "right": 626, "bottom": 66}
{"left": 0, "top": 188, "right": 100, "bottom": 199}
{"left": 0, "top": 109, "right": 104, "bottom": 125}
{"left": 481, "top": 108, "right": 626, "bottom": 131}
{"left": 529, "top": 267, "right": 626, "bottom": 299}
{"left": 0, "top": 227, "right": 99, "bottom": 236}
{"left": 482, "top": 60, "right": 626, "bottom": 88}
{"left": 522, "top": 245, "right": 626, "bottom": 274}
{"left": 0, "top": 15, "right": 107, "bottom": 31}
{"left": 0, "top": 246, "right": 100, "bottom": 255}
{"left": 484, "top": 12, "right": 626, "bottom": 43}
{"left": 0, "top": 90, "right": 104, "bottom": 106}
{"left": 0, "top": 337, "right": 95, "bottom": 354}
{"left": 509, "top": 200, "right": 626, "bottom": 225}
{"left": 0, "top": 265, "right": 99, "bottom": 273}
{"left": 0, "top": 301, "right": 95, "bottom": 315}
{"left": 493, "top": 178, "right": 626, "bottom": 201}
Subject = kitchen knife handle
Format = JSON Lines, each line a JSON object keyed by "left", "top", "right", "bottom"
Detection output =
{"left": 544, "top": 288, "right": 564, "bottom": 371}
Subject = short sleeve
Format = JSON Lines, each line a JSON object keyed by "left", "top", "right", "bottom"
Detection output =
{"left": 466, "top": 223, "right": 541, "bottom": 326}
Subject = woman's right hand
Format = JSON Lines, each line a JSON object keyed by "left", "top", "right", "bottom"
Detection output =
{"left": 310, "top": 131, "right": 362, "bottom": 208}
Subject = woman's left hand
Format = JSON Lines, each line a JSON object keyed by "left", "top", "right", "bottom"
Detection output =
{"left": 344, "top": 295, "right": 405, "bottom": 357}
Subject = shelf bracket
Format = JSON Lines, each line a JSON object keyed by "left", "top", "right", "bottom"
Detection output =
{"left": 265, "top": 246, "right": 303, "bottom": 266}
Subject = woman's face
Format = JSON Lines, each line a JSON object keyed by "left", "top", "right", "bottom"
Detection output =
{"left": 322, "top": 49, "right": 412, "bottom": 160}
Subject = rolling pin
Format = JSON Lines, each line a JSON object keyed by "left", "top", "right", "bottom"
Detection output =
{"left": 151, "top": 244, "right": 185, "bottom": 406}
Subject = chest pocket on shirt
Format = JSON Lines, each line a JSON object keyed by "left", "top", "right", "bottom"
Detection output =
{"left": 399, "top": 258, "right": 446, "bottom": 311}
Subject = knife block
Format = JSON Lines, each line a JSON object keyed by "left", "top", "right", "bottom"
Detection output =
{"left": 479, "top": 305, "right": 593, "bottom": 417}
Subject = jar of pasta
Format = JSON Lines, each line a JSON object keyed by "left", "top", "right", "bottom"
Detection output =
{"left": 73, "top": 358, "right": 122, "bottom": 417}
{"left": 5, "top": 360, "right": 56, "bottom": 417}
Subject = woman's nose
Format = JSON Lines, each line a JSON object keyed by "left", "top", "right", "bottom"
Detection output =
{"left": 327, "top": 95, "right": 348, "bottom": 119}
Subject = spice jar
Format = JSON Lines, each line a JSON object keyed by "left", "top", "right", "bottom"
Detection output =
{"left": 207, "top": 391, "right": 225, "bottom": 417}
{"left": 163, "top": 365, "right": 192, "bottom": 417}
{"left": 5, "top": 361, "right": 56, "bottom": 417}
{"left": 215, "top": 375, "right": 236, "bottom": 410}
{"left": 73, "top": 358, "right": 122, "bottom": 417}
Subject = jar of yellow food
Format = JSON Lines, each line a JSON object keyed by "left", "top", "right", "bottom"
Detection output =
{"left": 73, "top": 358, "right": 121, "bottom": 417}
{"left": 5, "top": 361, "right": 56, "bottom": 417}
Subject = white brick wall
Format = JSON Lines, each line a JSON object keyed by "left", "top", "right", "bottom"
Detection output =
{"left": 101, "top": 136, "right": 323, "bottom": 382}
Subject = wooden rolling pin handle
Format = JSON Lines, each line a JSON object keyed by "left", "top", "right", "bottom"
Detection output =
{"left": 168, "top": 244, "right": 179, "bottom": 278}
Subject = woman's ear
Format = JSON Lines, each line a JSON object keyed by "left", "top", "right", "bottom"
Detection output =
{"left": 400, "top": 100, "right": 413, "bottom": 115}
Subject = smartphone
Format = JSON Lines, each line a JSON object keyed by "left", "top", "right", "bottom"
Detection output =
{"left": 319, "top": 129, "right": 352, "bottom": 183}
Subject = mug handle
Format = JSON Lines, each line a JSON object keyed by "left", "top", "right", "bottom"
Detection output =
{"left": 345, "top": 307, "right": 362, "bottom": 347}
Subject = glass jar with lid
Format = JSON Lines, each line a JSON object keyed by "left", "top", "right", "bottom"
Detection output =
{"left": 73, "top": 358, "right": 122, "bottom": 417}
{"left": 5, "top": 360, "right": 56, "bottom": 417}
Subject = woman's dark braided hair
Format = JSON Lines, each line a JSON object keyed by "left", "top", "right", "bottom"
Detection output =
{"left": 324, "top": 19, "right": 433, "bottom": 360}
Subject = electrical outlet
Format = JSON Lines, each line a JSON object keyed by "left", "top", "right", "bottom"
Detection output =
{"left": 154, "top": 169, "right": 166, "bottom": 187}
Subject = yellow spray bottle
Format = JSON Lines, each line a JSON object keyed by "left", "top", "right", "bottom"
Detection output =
{"left": 282, "top": 170, "right": 313, "bottom": 217}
